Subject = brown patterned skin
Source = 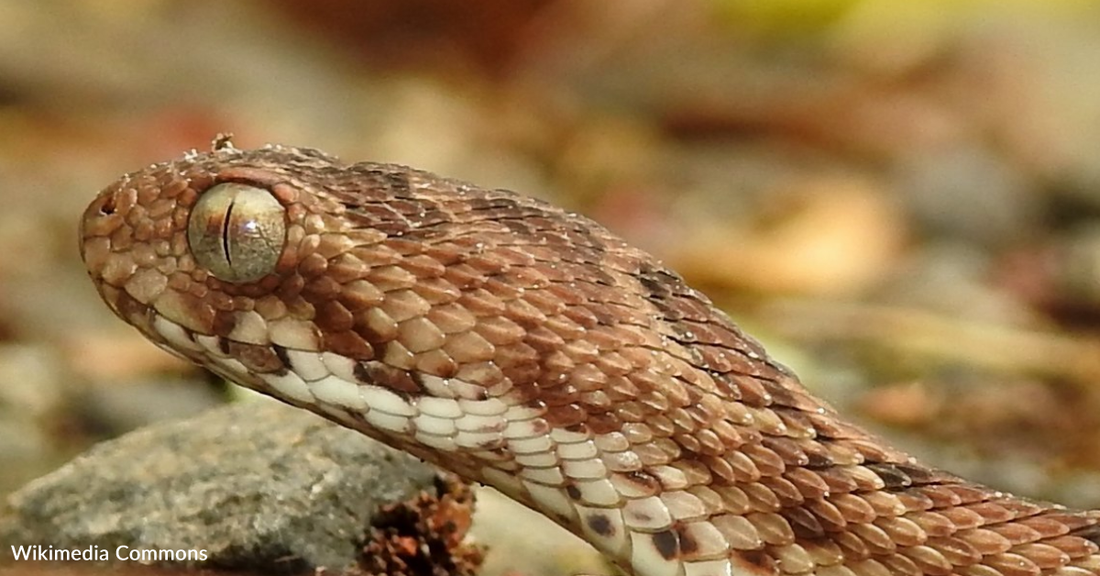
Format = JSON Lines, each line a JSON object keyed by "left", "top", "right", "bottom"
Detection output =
{"left": 81, "top": 143, "right": 1100, "bottom": 576}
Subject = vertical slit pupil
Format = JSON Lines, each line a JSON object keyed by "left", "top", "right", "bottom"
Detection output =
{"left": 222, "top": 199, "right": 235, "bottom": 266}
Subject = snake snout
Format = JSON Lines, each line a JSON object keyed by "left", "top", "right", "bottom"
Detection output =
{"left": 79, "top": 185, "right": 134, "bottom": 284}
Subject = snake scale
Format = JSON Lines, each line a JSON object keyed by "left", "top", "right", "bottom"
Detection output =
{"left": 80, "top": 141, "right": 1100, "bottom": 576}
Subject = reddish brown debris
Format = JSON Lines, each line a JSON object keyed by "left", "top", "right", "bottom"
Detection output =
{"left": 351, "top": 474, "right": 485, "bottom": 576}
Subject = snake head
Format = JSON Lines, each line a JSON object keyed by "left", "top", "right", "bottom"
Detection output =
{"left": 79, "top": 143, "right": 609, "bottom": 482}
{"left": 80, "top": 144, "right": 357, "bottom": 370}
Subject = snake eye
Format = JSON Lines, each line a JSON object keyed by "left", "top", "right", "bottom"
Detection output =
{"left": 187, "top": 183, "right": 286, "bottom": 283}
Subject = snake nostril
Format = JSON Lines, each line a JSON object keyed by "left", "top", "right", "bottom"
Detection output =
{"left": 99, "top": 193, "right": 117, "bottom": 215}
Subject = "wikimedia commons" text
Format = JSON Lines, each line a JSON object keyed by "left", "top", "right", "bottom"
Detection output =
{"left": 10, "top": 545, "right": 209, "bottom": 562}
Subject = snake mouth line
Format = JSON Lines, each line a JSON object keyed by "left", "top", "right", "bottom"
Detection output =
{"left": 145, "top": 307, "right": 550, "bottom": 449}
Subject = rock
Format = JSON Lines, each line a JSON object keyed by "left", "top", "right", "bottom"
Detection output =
{"left": 0, "top": 399, "right": 443, "bottom": 573}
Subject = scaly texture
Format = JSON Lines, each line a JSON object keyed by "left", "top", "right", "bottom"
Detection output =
{"left": 81, "top": 142, "right": 1100, "bottom": 576}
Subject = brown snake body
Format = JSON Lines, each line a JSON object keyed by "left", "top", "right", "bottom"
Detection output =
{"left": 80, "top": 142, "right": 1100, "bottom": 576}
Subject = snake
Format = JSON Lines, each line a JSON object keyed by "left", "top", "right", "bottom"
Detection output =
{"left": 79, "top": 140, "right": 1100, "bottom": 576}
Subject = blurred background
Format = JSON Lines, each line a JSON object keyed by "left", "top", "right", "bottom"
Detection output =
{"left": 3, "top": 0, "right": 1100, "bottom": 573}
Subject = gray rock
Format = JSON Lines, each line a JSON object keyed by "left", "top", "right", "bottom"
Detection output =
{"left": 0, "top": 399, "right": 441, "bottom": 572}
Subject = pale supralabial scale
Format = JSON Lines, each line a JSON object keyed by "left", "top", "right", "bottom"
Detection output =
{"left": 81, "top": 142, "right": 1100, "bottom": 576}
